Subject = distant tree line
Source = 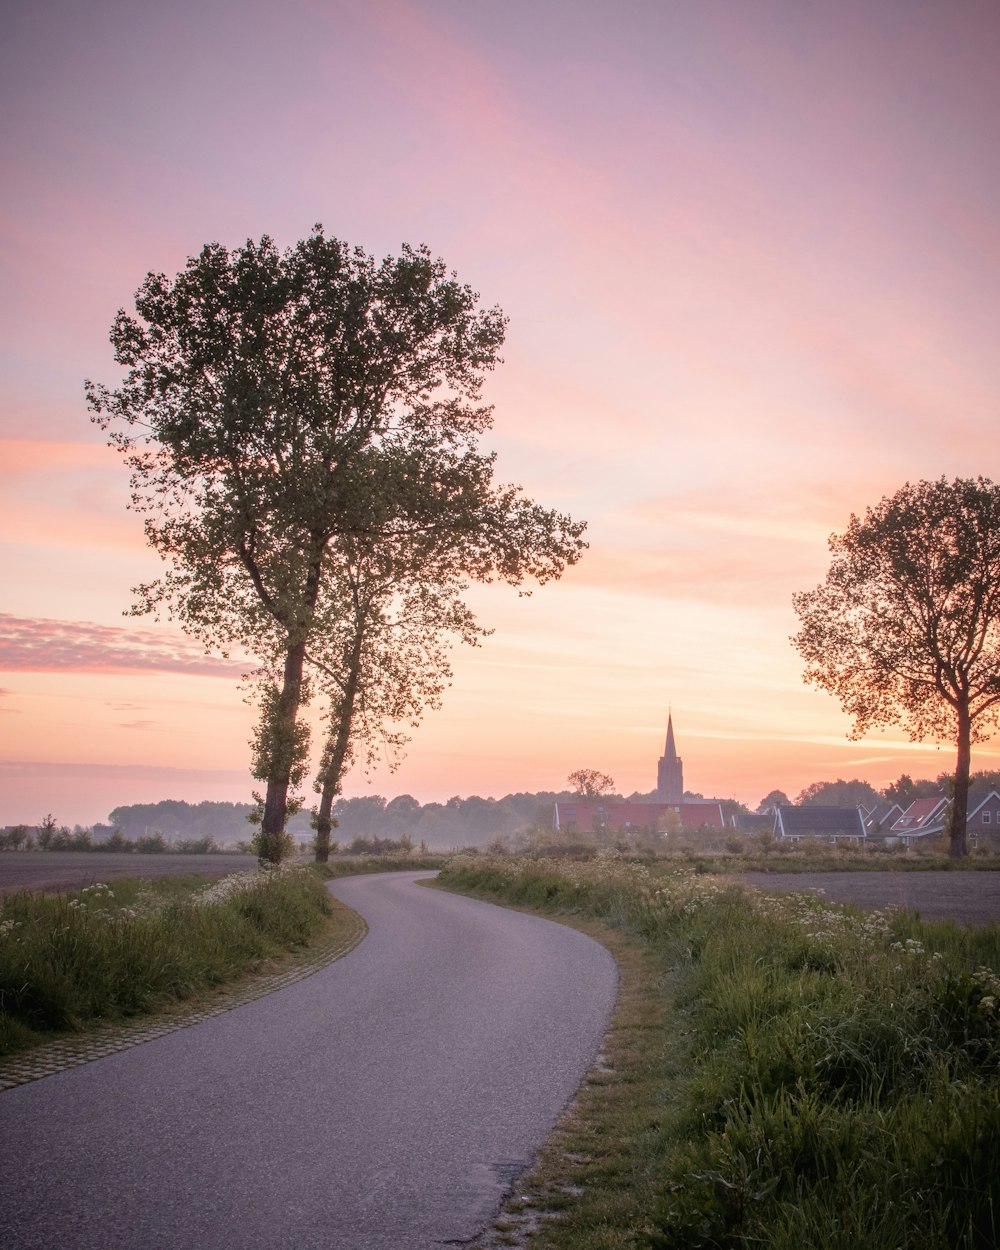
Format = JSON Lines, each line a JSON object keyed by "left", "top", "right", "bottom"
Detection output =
{"left": 104, "top": 792, "right": 575, "bottom": 850}
{"left": 0, "top": 815, "right": 216, "bottom": 854}
{"left": 8, "top": 770, "right": 1000, "bottom": 854}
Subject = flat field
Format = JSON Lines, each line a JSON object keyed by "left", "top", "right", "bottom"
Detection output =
{"left": 0, "top": 850, "right": 257, "bottom": 896}
{"left": 740, "top": 868, "right": 1000, "bottom": 927}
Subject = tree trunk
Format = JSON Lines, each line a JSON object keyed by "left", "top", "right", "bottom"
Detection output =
{"left": 314, "top": 623, "right": 365, "bottom": 863}
{"left": 948, "top": 702, "right": 972, "bottom": 859}
{"left": 313, "top": 719, "right": 350, "bottom": 862}
{"left": 259, "top": 637, "right": 309, "bottom": 863}
{"left": 259, "top": 561, "right": 323, "bottom": 864}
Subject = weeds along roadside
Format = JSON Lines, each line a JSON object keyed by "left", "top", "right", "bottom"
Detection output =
{"left": 439, "top": 854, "right": 1000, "bottom": 1250}
{"left": 0, "top": 863, "right": 346, "bottom": 1058}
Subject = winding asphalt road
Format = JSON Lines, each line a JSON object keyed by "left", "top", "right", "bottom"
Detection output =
{"left": 0, "top": 872, "right": 618, "bottom": 1249}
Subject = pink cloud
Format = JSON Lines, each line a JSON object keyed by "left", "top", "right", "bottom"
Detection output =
{"left": 0, "top": 615, "right": 249, "bottom": 678}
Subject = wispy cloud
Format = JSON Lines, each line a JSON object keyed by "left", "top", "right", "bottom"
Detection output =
{"left": 0, "top": 615, "right": 248, "bottom": 678}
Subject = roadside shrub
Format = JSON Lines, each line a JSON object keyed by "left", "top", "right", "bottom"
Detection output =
{"left": 134, "top": 832, "right": 166, "bottom": 853}
{"left": 0, "top": 866, "right": 332, "bottom": 1054}
{"left": 174, "top": 837, "right": 217, "bottom": 854}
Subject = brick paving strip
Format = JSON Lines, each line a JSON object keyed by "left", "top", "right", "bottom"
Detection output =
{"left": 0, "top": 904, "right": 367, "bottom": 1094}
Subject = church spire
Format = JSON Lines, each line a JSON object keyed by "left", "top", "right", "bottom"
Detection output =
{"left": 657, "top": 711, "right": 684, "bottom": 802}
{"left": 664, "top": 711, "right": 678, "bottom": 762}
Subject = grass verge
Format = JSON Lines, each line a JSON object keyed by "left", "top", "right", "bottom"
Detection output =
{"left": 0, "top": 864, "right": 348, "bottom": 1058}
{"left": 440, "top": 855, "right": 1000, "bottom": 1250}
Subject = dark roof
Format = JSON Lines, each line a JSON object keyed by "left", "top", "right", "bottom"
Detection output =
{"left": 864, "top": 802, "right": 904, "bottom": 833}
{"left": 775, "top": 805, "right": 866, "bottom": 838}
{"left": 737, "top": 812, "right": 776, "bottom": 833}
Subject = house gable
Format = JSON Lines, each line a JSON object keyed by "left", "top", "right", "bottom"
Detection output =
{"left": 889, "top": 796, "right": 950, "bottom": 839}
{"left": 967, "top": 789, "right": 1000, "bottom": 846}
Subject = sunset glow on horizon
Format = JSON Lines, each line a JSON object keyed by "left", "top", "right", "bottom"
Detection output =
{"left": 3, "top": 0, "right": 1000, "bottom": 826}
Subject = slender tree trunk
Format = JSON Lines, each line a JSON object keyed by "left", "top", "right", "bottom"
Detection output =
{"left": 949, "top": 702, "right": 972, "bottom": 859}
{"left": 314, "top": 624, "right": 365, "bottom": 863}
{"left": 313, "top": 722, "right": 350, "bottom": 863}
{"left": 259, "top": 638, "right": 308, "bottom": 863}
{"left": 260, "top": 561, "right": 323, "bottom": 864}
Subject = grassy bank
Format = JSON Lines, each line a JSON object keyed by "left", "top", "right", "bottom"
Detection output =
{"left": 505, "top": 840, "right": 1000, "bottom": 874}
{"left": 0, "top": 864, "right": 338, "bottom": 1057}
{"left": 440, "top": 855, "right": 1000, "bottom": 1250}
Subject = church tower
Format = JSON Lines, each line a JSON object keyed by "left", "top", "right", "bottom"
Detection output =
{"left": 656, "top": 713, "right": 684, "bottom": 802}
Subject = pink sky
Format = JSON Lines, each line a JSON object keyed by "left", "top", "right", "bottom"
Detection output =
{"left": 3, "top": 0, "right": 1000, "bottom": 825}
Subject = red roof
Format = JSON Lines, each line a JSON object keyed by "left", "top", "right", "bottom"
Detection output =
{"left": 554, "top": 800, "right": 725, "bottom": 833}
{"left": 890, "top": 796, "right": 949, "bottom": 832}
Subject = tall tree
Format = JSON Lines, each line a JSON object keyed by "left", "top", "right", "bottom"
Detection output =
{"left": 792, "top": 477, "right": 1000, "bottom": 857}
{"left": 88, "top": 229, "right": 586, "bottom": 861}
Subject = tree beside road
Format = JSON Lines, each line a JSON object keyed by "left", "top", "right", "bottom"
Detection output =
{"left": 793, "top": 476, "right": 1000, "bottom": 857}
{"left": 88, "top": 230, "right": 586, "bottom": 861}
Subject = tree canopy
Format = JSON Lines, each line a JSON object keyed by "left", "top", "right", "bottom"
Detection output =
{"left": 756, "top": 789, "right": 790, "bottom": 814}
{"left": 881, "top": 774, "right": 944, "bottom": 809}
{"left": 792, "top": 476, "right": 1000, "bottom": 856}
{"left": 795, "top": 778, "right": 881, "bottom": 809}
{"left": 88, "top": 229, "right": 587, "bottom": 860}
{"left": 568, "top": 769, "right": 616, "bottom": 799}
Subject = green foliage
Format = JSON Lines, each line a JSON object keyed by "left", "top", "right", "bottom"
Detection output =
{"left": 347, "top": 834, "right": 413, "bottom": 855}
{"left": 0, "top": 825, "right": 31, "bottom": 851}
{"left": 173, "top": 837, "right": 218, "bottom": 854}
{"left": 0, "top": 867, "right": 331, "bottom": 1055}
{"left": 89, "top": 229, "right": 586, "bottom": 862}
{"left": 134, "top": 832, "right": 166, "bottom": 854}
{"left": 443, "top": 855, "right": 1000, "bottom": 1249}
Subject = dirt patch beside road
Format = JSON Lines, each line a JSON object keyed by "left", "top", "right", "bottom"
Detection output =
{"left": 739, "top": 870, "right": 1000, "bottom": 929}
{"left": 0, "top": 850, "right": 258, "bottom": 896}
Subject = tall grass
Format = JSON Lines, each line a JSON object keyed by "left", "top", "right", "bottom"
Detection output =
{"left": 441, "top": 855, "right": 1000, "bottom": 1250}
{"left": 0, "top": 865, "right": 333, "bottom": 1056}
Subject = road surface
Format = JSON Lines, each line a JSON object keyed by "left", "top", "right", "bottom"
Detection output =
{"left": 0, "top": 871, "right": 618, "bottom": 1249}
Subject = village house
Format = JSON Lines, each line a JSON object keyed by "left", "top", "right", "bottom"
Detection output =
{"left": 887, "top": 788, "right": 1000, "bottom": 849}
{"left": 862, "top": 801, "right": 904, "bottom": 837}
{"left": 773, "top": 804, "right": 867, "bottom": 845}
